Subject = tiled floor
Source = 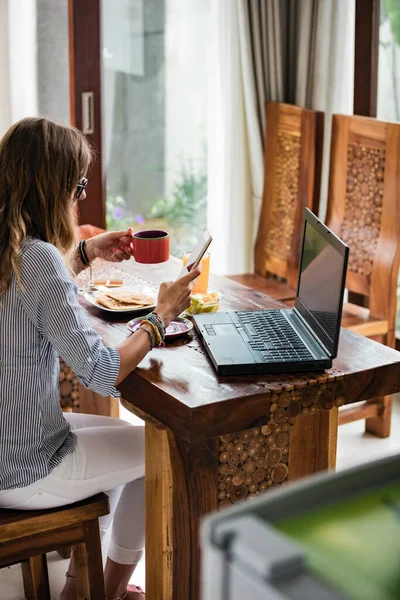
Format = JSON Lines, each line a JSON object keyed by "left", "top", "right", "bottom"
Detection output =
{"left": 1, "top": 398, "right": 400, "bottom": 600}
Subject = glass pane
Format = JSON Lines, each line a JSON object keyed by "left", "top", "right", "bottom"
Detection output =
{"left": 102, "top": 0, "right": 210, "bottom": 257}
{"left": 377, "top": 1, "right": 400, "bottom": 331}
{"left": 36, "top": 0, "right": 70, "bottom": 124}
{"left": 378, "top": 1, "right": 400, "bottom": 122}
{"left": 1, "top": 0, "right": 69, "bottom": 132}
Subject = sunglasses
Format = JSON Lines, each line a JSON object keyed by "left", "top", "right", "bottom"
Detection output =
{"left": 76, "top": 177, "right": 88, "bottom": 200}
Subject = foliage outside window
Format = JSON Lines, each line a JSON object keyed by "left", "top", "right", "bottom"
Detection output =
{"left": 106, "top": 163, "right": 207, "bottom": 259}
{"left": 378, "top": 0, "right": 400, "bottom": 122}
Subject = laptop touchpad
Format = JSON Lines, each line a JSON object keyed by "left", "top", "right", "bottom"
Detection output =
{"left": 213, "top": 324, "right": 237, "bottom": 336}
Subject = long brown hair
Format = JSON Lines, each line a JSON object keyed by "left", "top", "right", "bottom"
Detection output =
{"left": 0, "top": 117, "right": 92, "bottom": 296}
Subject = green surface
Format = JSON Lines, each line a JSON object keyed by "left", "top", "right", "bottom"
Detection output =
{"left": 277, "top": 484, "right": 400, "bottom": 600}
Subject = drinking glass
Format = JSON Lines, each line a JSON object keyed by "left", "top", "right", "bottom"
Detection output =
{"left": 182, "top": 252, "right": 210, "bottom": 294}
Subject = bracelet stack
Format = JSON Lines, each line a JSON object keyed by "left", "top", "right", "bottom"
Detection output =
{"left": 139, "top": 322, "right": 157, "bottom": 349}
{"left": 139, "top": 312, "right": 166, "bottom": 349}
{"left": 78, "top": 240, "right": 91, "bottom": 266}
{"left": 148, "top": 312, "right": 166, "bottom": 339}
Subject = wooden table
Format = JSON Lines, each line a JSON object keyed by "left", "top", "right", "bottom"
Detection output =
{"left": 79, "top": 258, "right": 400, "bottom": 600}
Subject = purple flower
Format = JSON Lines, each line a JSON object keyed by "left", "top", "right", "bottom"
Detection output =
{"left": 134, "top": 213, "right": 145, "bottom": 224}
{"left": 113, "top": 206, "right": 124, "bottom": 219}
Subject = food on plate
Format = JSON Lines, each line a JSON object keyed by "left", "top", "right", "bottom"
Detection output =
{"left": 92, "top": 279, "right": 124, "bottom": 287}
{"left": 186, "top": 290, "right": 221, "bottom": 315}
{"left": 95, "top": 289, "right": 154, "bottom": 310}
{"left": 101, "top": 289, "right": 154, "bottom": 306}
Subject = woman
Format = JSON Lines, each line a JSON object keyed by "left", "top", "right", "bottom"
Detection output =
{"left": 0, "top": 117, "right": 200, "bottom": 600}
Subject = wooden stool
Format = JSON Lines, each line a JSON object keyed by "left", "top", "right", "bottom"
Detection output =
{"left": 0, "top": 492, "right": 109, "bottom": 600}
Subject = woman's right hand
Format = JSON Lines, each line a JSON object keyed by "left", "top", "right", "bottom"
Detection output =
{"left": 116, "top": 267, "right": 201, "bottom": 384}
{"left": 155, "top": 267, "right": 202, "bottom": 327}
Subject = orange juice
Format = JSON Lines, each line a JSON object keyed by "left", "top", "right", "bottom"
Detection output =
{"left": 182, "top": 252, "right": 210, "bottom": 294}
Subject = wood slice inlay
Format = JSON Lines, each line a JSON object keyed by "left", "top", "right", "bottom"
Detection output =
{"left": 340, "top": 143, "right": 385, "bottom": 279}
{"left": 59, "top": 358, "right": 80, "bottom": 411}
{"left": 218, "top": 372, "right": 345, "bottom": 509}
{"left": 267, "top": 131, "right": 301, "bottom": 261}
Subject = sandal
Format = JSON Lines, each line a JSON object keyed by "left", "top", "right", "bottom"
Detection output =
{"left": 106, "top": 586, "right": 144, "bottom": 600}
{"left": 69, "top": 571, "right": 145, "bottom": 600}
{"left": 127, "top": 584, "right": 145, "bottom": 598}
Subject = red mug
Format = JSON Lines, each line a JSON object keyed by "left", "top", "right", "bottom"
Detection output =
{"left": 131, "top": 230, "right": 170, "bottom": 264}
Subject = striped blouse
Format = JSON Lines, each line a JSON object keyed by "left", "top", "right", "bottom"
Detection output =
{"left": 0, "top": 237, "right": 120, "bottom": 490}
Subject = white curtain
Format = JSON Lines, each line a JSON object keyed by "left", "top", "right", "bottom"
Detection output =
{"left": 209, "top": 0, "right": 355, "bottom": 276}
{"left": 296, "top": 0, "right": 355, "bottom": 220}
{"left": 0, "top": 0, "right": 38, "bottom": 138}
{"left": 207, "top": 1, "right": 253, "bottom": 276}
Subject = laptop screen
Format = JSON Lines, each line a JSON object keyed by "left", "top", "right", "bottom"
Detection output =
{"left": 295, "top": 210, "right": 349, "bottom": 358}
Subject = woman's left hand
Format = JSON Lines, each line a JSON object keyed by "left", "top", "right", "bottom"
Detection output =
{"left": 85, "top": 229, "right": 135, "bottom": 263}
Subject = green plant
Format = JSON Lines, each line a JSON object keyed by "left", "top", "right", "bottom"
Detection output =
{"left": 386, "top": 0, "right": 400, "bottom": 46}
{"left": 106, "top": 193, "right": 138, "bottom": 231}
{"left": 150, "top": 163, "right": 207, "bottom": 256}
{"left": 382, "top": 0, "right": 400, "bottom": 121}
{"left": 105, "top": 164, "right": 208, "bottom": 258}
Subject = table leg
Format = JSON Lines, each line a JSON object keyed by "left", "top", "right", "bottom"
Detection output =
{"left": 145, "top": 423, "right": 219, "bottom": 600}
{"left": 144, "top": 374, "right": 345, "bottom": 600}
{"left": 289, "top": 407, "right": 338, "bottom": 480}
{"left": 365, "top": 395, "right": 392, "bottom": 438}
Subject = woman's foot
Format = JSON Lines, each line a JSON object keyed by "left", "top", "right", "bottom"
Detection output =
{"left": 59, "top": 574, "right": 76, "bottom": 600}
{"left": 126, "top": 584, "right": 145, "bottom": 599}
{"left": 60, "top": 581, "right": 145, "bottom": 600}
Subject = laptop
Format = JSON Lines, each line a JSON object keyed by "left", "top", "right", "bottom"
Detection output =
{"left": 193, "top": 209, "right": 349, "bottom": 375}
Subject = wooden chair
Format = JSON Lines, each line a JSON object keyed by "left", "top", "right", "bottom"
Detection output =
{"left": 0, "top": 493, "right": 109, "bottom": 600}
{"left": 228, "top": 102, "right": 323, "bottom": 300}
{"left": 325, "top": 114, "right": 400, "bottom": 437}
{"left": 76, "top": 223, "right": 106, "bottom": 241}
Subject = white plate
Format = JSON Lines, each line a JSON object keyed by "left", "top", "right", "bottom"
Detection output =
{"left": 84, "top": 285, "right": 157, "bottom": 314}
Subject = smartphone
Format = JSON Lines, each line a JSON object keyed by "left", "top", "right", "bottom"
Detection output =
{"left": 177, "top": 230, "right": 213, "bottom": 278}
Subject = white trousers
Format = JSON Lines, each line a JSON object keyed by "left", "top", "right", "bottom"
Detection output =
{"left": 0, "top": 413, "right": 145, "bottom": 564}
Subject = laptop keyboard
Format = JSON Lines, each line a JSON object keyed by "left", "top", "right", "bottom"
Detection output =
{"left": 236, "top": 311, "right": 314, "bottom": 362}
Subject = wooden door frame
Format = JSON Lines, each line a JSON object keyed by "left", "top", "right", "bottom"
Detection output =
{"left": 353, "top": 0, "right": 380, "bottom": 117}
{"left": 350, "top": 0, "right": 380, "bottom": 308}
{"left": 68, "top": 0, "right": 106, "bottom": 229}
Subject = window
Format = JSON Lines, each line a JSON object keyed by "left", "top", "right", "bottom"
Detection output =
{"left": 36, "top": 0, "right": 70, "bottom": 125}
{"left": 377, "top": 0, "right": 400, "bottom": 122}
{"left": 102, "top": 0, "right": 211, "bottom": 258}
{"left": 377, "top": 0, "right": 400, "bottom": 331}
{"left": 0, "top": 0, "right": 70, "bottom": 134}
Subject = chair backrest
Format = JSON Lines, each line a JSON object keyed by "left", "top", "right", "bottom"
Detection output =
{"left": 325, "top": 114, "right": 400, "bottom": 326}
{"left": 76, "top": 224, "right": 107, "bottom": 240}
{"left": 254, "top": 102, "right": 323, "bottom": 290}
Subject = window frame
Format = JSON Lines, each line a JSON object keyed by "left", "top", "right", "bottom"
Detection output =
{"left": 68, "top": 0, "right": 106, "bottom": 229}
{"left": 353, "top": 0, "right": 380, "bottom": 117}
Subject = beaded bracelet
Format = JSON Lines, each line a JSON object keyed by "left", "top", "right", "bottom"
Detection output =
{"left": 146, "top": 312, "right": 166, "bottom": 340}
{"left": 141, "top": 319, "right": 163, "bottom": 347}
{"left": 139, "top": 323, "right": 157, "bottom": 350}
{"left": 151, "top": 311, "right": 166, "bottom": 336}
{"left": 147, "top": 315, "right": 165, "bottom": 345}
